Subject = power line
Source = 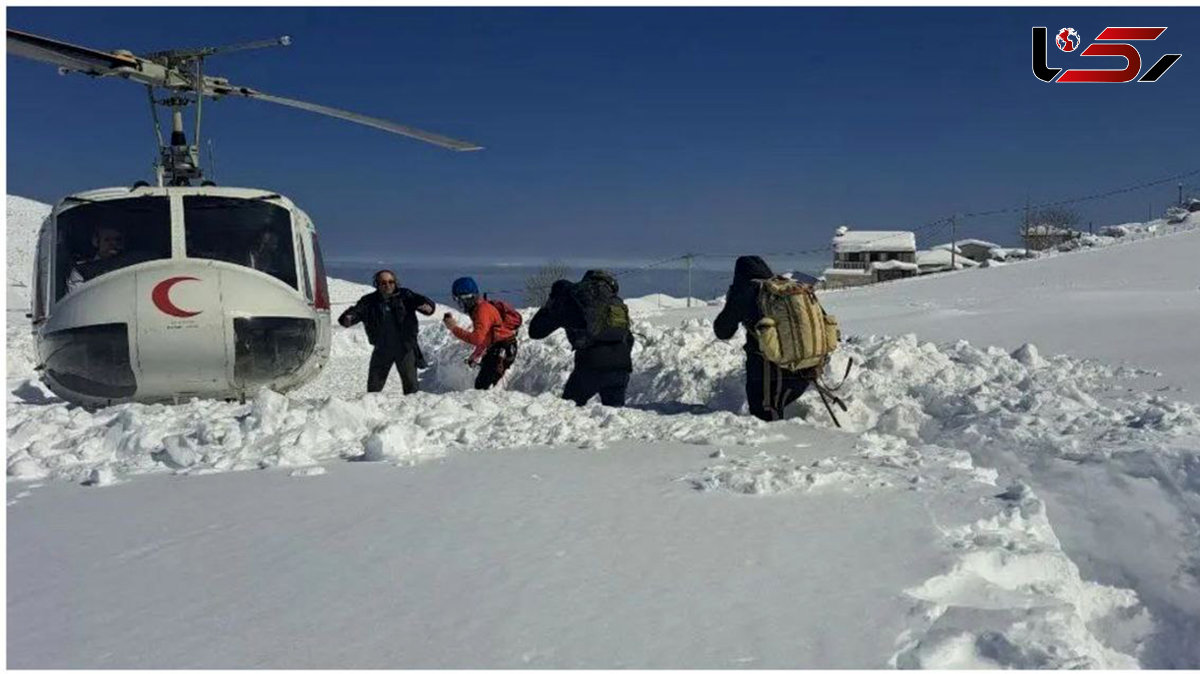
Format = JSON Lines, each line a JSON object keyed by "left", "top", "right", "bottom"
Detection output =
{"left": 961, "top": 167, "right": 1200, "bottom": 219}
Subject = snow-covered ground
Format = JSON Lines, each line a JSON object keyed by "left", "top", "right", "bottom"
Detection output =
{"left": 7, "top": 195, "right": 1200, "bottom": 667}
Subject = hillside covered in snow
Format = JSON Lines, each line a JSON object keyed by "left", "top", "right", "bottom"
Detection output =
{"left": 7, "top": 195, "right": 1200, "bottom": 668}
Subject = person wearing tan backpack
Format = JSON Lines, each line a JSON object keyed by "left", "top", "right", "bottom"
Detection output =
{"left": 713, "top": 256, "right": 842, "bottom": 422}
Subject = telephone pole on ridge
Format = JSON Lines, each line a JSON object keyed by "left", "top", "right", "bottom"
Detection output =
{"left": 685, "top": 254, "right": 694, "bottom": 308}
{"left": 951, "top": 215, "right": 958, "bottom": 269}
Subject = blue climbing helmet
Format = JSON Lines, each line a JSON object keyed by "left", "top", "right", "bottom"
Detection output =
{"left": 451, "top": 276, "right": 480, "bottom": 310}
{"left": 451, "top": 276, "right": 479, "bottom": 298}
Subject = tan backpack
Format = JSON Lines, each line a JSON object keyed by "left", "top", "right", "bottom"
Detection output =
{"left": 753, "top": 276, "right": 840, "bottom": 372}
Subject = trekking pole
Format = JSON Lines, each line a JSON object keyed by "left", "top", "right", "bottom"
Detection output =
{"left": 822, "top": 357, "right": 855, "bottom": 393}
{"left": 814, "top": 386, "right": 845, "bottom": 429}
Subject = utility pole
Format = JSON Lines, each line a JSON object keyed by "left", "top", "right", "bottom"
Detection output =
{"left": 685, "top": 254, "right": 694, "bottom": 308}
{"left": 950, "top": 215, "right": 958, "bottom": 269}
{"left": 1022, "top": 197, "right": 1031, "bottom": 250}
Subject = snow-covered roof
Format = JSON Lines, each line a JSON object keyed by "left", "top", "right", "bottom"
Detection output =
{"left": 933, "top": 239, "right": 999, "bottom": 252}
{"left": 832, "top": 230, "right": 916, "bottom": 253}
{"left": 870, "top": 260, "right": 918, "bottom": 272}
{"left": 956, "top": 238, "right": 999, "bottom": 249}
{"left": 931, "top": 243, "right": 963, "bottom": 253}
{"left": 917, "top": 249, "right": 980, "bottom": 268}
{"left": 822, "top": 266, "right": 870, "bottom": 277}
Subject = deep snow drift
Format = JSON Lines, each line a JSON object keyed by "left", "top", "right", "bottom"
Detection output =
{"left": 7, "top": 195, "right": 1200, "bottom": 667}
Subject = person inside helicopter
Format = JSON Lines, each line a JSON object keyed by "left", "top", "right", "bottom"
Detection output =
{"left": 66, "top": 225, "right": 127, "bottom": 292}
{"left": 181, "top": 196, "right": 297, "bottom": 288}
{"left": 55, "top": 196, "right": 172, "bottom": 299}
{"left": 246, "top": 229, "right": 286, "bottom": 277}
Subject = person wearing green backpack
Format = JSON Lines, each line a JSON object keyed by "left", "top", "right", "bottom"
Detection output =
{"left": 714, "top": 256, "right": 841, "bottom": 422}
{"left": 528, "top": 270, "right": 634, "bottom": 407}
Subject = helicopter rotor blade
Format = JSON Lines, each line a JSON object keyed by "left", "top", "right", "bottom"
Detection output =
{"left": 207, "top": 82, "right": 483, "bottom": 151}
{"left": 9, "top": 27, "right": 485, "bottom": 152}
{"left": 8, "top": 28, "right": 191, "bottom": 88}
{"left": 7, "top": 28, "right": 139, "bottom": 76}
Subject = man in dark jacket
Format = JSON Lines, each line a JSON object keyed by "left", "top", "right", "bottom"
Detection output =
{"left": 528, "top": 270, "right": 634, "bottom": 407}
{"left": 338, "top": 269, "right": 435, "bottom": 394}
{"left": 713, "top": 256, "right": 811, "bottom": 421}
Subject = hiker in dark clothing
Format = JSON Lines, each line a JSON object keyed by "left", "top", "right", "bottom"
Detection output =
{"left": 528, "top": 271, "right": 634, "bottom": 407}
{"left": 713, "top": 256, "right": 812, "bottom": 421}
{"left": 338, "top": 269, "right": 435, "bottom": 394}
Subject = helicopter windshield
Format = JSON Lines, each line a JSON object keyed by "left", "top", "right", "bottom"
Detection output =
{"left": 183, "top": 196, "right": 298, "bottom": 288}
{"left": 55, "top": 197, "right": 172, "bottom": 300}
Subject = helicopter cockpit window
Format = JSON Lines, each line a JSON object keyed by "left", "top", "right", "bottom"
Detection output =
{"left": 183, "top": 196, "right": 298, "bottom": 288}
{"left": 54, "top": 197, "right": 172, "bottom": 300}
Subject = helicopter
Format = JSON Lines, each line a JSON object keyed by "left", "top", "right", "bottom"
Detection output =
{"left": 7, "top": 28, "right": 482, "bottom": 407}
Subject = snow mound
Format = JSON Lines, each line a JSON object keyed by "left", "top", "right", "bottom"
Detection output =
{"left": 317, "top": 313, "right": 753, "bottom": 413}
{"left": 326, "top": 276, "right": 374, "bottom": 306}
{"left": 828, "top": 334, "right": 1199, "bottom": 462}
{"left": 895, "top": 483, "right": 1149, "bottom": 668}
{"left": 13, "top": 317, "right": 1200, "bottom": 499}
{"left": 625, "top": 293, "right": 713, "bottom": 314}
{"left": 5, "top": 384, "right": 772, "bottom": 484}
{"left": 7, "top": 195, "right": 52, "bottom": 307}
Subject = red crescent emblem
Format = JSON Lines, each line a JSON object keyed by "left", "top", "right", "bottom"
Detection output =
{"left": 151, "top": 276, "right": 202, "bottom": 318}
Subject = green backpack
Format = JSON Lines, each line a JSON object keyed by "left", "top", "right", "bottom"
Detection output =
{"left": 570, "top": 270, "right": 631, "bottom": 348}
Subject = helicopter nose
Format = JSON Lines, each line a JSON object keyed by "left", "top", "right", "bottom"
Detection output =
{"left": 135, "top": 272, "right": 229, "bottom": 394}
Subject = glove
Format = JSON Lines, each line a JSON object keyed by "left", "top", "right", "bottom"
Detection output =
{"left": 443, "top": 313, "right": 457, "bottom": 329}
{"left": 464, "top": 357, "right": 477, "bottom": 368}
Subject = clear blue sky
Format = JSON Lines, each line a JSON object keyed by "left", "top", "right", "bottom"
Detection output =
{"left": 7, "top": 6, "right": 1199, "bottom": 263}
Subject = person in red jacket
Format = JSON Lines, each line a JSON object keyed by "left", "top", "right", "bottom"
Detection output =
{"left": 442, "top": 276, "right": 520, "bottom": 390}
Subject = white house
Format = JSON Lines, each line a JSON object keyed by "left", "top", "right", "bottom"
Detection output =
{"left": 823, "top": 227, "right": 917, "bottom": 288}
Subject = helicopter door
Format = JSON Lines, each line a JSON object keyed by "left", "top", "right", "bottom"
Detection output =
{"left": 32, "top": 224, "right": 51, "bottom": 325}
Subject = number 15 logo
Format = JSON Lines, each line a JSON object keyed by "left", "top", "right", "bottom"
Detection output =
{"left": 1033, "top": 26, "right": 1182, "bottom": 83}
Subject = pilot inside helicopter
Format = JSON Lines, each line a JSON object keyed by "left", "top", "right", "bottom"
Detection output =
{"left": 56, "top": 196, "right": 173, "bottom": 298}
{"left": 66, "top": 225, "right": 128, "bottom": 293}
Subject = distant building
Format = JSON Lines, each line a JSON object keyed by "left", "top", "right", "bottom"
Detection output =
{"left": 932, "top": 239, "right": 999, "bottom": 263}
{"left": 823, "top": 227, "right": 917, "bottom": 288}
{"left": 917, "top": 248, "right": 980, "bottom": 274}
{"left": 1023, "top": 224, "right": 1079, "bottom": 251}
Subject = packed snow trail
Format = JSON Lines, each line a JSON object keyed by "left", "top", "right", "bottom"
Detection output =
{"left": 7, "top": 429, "right": 1147, "bottom": 668}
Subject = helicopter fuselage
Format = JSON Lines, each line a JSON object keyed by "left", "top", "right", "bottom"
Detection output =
{"left": 31, "top": 185, "right": 332, "bottom": 406}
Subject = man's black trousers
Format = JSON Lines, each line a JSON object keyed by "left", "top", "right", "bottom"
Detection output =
{"left": 367, "top": 348, "right": 419, "bottom": 394}
{"left": 745, "top": 353, "right": 811, "bottom": 421}
{"left": 474, "top": 340, "right": 519, "bottom": 391}
{"left": 562, "top": 368, "right": 630, "bottom": 407}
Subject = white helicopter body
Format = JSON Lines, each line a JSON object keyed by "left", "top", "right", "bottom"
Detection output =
{"left": 32, "top": 186, "right": 332, "bottom": 405}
